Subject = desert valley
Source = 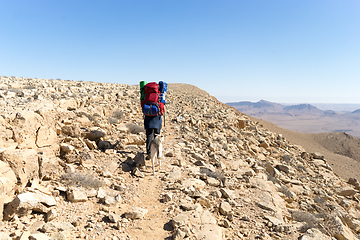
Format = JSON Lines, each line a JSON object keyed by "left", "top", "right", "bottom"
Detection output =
{"left": 227, "top": 100, "right": 360, "bottom": 138}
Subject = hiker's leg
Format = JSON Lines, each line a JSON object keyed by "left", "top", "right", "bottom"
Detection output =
{"left": 154, "top": 117, "right": 162, "bottom": 138}
{"left": 154, "top": 128, "right": 160, "bottom": 138}
{"left": 146, "top": 128, "right": 155, "bottom": 155}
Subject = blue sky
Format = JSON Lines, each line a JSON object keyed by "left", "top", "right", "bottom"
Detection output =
{"left": 1, "top": 0, "right": 359, "bottom": 103}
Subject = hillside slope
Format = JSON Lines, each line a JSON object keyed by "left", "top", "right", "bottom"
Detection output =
{"left": 313, "top": 132, "right": 360, "bottom": 163}
{"left": 1, "top": 77, "right": 360, "bottom": 240}
{"left": 251, "top": 117, "right": 360, "bottom": 181}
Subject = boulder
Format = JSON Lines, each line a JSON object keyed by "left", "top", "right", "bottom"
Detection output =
{"left": 251, "top": 178, "right": 287, "bottom": 220}
{"left": 172, "top": 210, "right": 222, "bottom": 240}
{"left": 0, "top": 161, "right": 17, "bottom": 197}
{"left": 3, "top": 191, "right": 56, "bottom": 220}
{"left": 35, "top": 125, "right": 59, "bottom": 154}
{"left": 38, "top": 155, "right": 64, "bottom": 180}
{"left": 0, "top": 149, "right": 39, "bottom": 190}
{"left": 181, "top": 178, "right": 207, "bottom": 190}
{"left": 11, "top": 111, "right": 43, "bottom": 149}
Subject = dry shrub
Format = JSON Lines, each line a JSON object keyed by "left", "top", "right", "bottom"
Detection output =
{"left": 50, "top": 93, "right": 60, "bottom": 100}
{"left": 279, "top": 185, "right": 294, "bottom": 199}
{"left": 200, "top": 167, "right": 225, "bottom": 181}
{"left": 112, "top": 109, "right": 124, "bottom": 119}
{"left": 291, "top": 211, "right": 318, "bottom": 232}
{"left": 230, "top": 136, "right": 239, "bottom": 142}
{"left": 108, "top": 117, "right": 119, "bottom": 124}
{"left": 22, "top": 85, "right": 36, "bottom": 89}
{"left": 76, "top": 112, "right": 95, "bottom": 122}
{"left": 126, "top": 123, "right": 144, "bottom": 134}
{"left": 61, "top": 171, "right": 104, "bottom": 189}
{"left": 9, "top": 88, "right": 24, "bottom": 97}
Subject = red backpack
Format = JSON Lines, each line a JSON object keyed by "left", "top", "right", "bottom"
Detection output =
{"left": 141, "top": 82, "right": 164, "bottom": 116}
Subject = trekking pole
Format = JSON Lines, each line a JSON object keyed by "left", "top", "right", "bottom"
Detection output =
{"left": 163, "top": 104, "right": 166, "bottom": 128}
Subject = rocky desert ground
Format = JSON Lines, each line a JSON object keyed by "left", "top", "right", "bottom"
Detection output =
{"left": 1, "top": 76, "right": 360, "bottom": 240}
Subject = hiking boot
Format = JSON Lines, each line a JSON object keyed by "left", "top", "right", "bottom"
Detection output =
{"left": 146, "top": 155, "right": 150, "bottom": 160}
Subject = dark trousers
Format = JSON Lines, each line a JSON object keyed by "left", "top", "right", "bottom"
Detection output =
{"left": 146, "top": 128, "right": 160, "bottom": 155}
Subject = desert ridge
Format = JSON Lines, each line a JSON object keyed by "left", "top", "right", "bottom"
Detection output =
{"left": 0, "top": 76, "right": 360, "bottom": 239}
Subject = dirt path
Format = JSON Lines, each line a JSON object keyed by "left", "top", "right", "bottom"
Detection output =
{"left": 124, "top": 130, "right": 177, "bottom": 240}
{"left": 125, "top": 175, "right": 171, "bottom": 240}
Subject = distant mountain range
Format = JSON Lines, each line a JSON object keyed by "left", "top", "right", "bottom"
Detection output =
{"left": 227, "top": 100, "right": 360, "bottom": 137}
{"left": 228, "top": 100, "right": 360, "bottom": 117}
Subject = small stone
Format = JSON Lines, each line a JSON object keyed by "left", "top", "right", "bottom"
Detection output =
{"left": 220, "top": 188, "right": 233, "bottom": 199}
{"left": 102, "top": 195, "right": 117, "bottom": 206}
{"left": 348, "top": 178, "right": 359, "bottom": 186}
{"left": 276, "top": 164, "right": 291, "bottom": 174}
{"left": 173, "top": 229, "right": 187, "bottom": 240}
{"left": 163, "top": 193, "right": 173, "bottom": 202}
{"left": 165, "top": 152, "right": 174, "bottom": 157}
{"left": 259, "top": 141, "right": 269, "bottom": 149}
{"left": 66, "top": 188, "right": 88, "bottom": 202}
{"left": 45, "top": 209, "right": 58, "bottom": 222}
{"left": 240, "top": 216, "right": 251, "bottom": 221}
{"left": 172, "top": 213, "right": 189, "bottom": 229}
{"left": 197, "top": 197, "right": 211, "bottom": 208}
{"left": 108, "top": 213, "right": 120, "bottom": 223}
{"left": 256, "top": 201, "right": 276, "bottom": 212}
{"left": 132, "top": 168, "right": 144, "bottom": 178}
{"left": 211, "top": 190, "right": 222, "bottom": 198}
{"left": 86, "top": 130, "right": 105, "bottom": 142}
{"left": 84, "top": 139, "right": 97, "bottom": 150}
{"left": 40, "top": 221, "right": 74, "bottom": 233}
{"left": 300, "top": 228, "right": 332, "bottom": 240}
{"left": 164, "top": 167, "right": 182, "bottom": 181}
{"left": 207, "top": 177, "right": 220, "bottom": 187}
{"left": 222, "top": 219, "right": 231, "bottom": 228}
{"left": 29, "top": 232, "right": 51, "bottom": 240}
{"left": 124, "top": 207, "right": 148, "bottom": 220}
{"left": 311, "top": 152, "right": 324, "bottom": 160}
{"left": 60, "top": 143, "right": 75, "bottom": 154}
{"left": 49, "top": 232, "right": 66, "bottom": 240}
{"left": 244, "top": 169, "right": 256, "bottom": 177}
{"left": 219, "top": 202, "right": 232, "bottom": 215}
{"left": 337, "top": 187, "right": 357, "bottom": 197}
{"left": 180, "top": 201, "right": 202, "bottom": 211}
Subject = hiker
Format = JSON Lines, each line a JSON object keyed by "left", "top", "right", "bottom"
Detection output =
{"left": 140, "top": 81, "right": 167, "bottom": 158}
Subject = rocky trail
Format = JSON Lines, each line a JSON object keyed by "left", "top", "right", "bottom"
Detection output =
{"left": 1, "top": 76, "right": 360, "bottom": 239}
